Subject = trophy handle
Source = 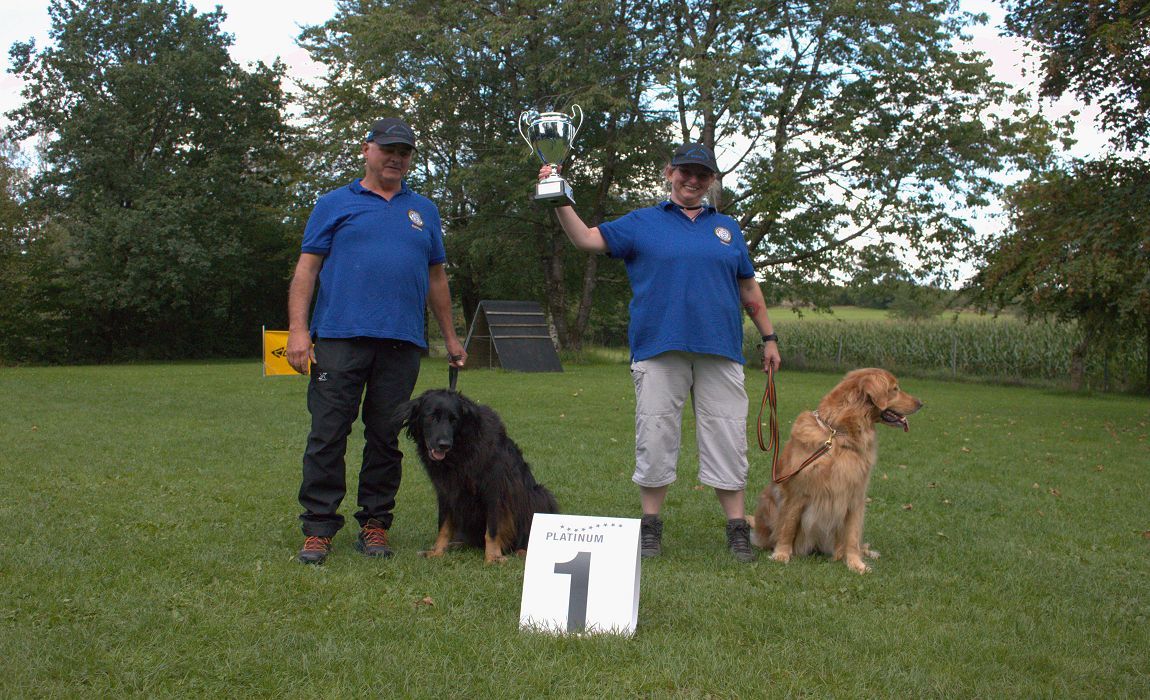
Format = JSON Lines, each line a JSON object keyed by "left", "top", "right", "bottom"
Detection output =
{"left": 517, "top": 111, "right": 535, "bottom": 151}
{"left": 569, "top": 104, "right": 584, "bottom": 141}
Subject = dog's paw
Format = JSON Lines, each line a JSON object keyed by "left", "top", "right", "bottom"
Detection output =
{"left": 846, "top": 557, "right": 871, "bottom": 574}
{"left": 770, "top": 549, "right": 791, "bottom": 564}
{"left": 862, "top": 544, "right": 880, "bottom": 559}
{"left": 419, "top": 549, "right": 445, "bottom": 559}
{"left": 485, "top": 554, "right": 508, "bottom": 565}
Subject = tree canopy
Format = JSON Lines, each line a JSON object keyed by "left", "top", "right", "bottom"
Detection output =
{"left": 3, "top": 0, "right": 298, "bottom": 361}
{"left": 967, "top": 158, "right": 1150, "bottom": 390}
{"left": 297, "top": 0, "right": 1063, "bottom": 348}
{"left": 971, "top": 0, "right": 1150, "bottom": 392}
{"left": 2, "top": 0, "right": 1103, "bottom": 370}
{"left": 1004, "top": 0, "right": 1150, "bottom": 151}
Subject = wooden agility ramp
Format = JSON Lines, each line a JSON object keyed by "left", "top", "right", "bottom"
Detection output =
{"left": 463, "top": 300, "right": 563, "bottom": 372}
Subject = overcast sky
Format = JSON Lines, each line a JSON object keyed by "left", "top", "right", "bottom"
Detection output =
{"left": 0, "top": 0, "right": 1112, "bottom": 157}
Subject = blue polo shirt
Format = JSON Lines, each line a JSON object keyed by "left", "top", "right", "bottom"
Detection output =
{"left": 301, "top": 179, "right": 446, "bottom": 347}
{"left": 598, "top": 201, "right": 755, "bottom": 363}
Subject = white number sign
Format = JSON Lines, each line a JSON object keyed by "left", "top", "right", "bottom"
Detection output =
{"left": 518, "top": 513, "right": 641, "bottom": 636}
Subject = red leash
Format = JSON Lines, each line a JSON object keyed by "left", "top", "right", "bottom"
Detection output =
{"left": 757, "top": 367, "right": 834, "bottom": 484}
{"left": 756, "top": 366, "right": 781, "bottom": 480}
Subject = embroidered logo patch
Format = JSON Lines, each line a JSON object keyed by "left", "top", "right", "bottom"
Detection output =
{"left": 714, "top": 226, "right": 732, "bottom": 244}
{"left": 408, "top": 209, "right": 424, "bottom": 228}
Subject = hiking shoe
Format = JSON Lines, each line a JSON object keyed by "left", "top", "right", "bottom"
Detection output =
{"left": 355, "top": 519, "right": 393, "bottom": 558}
{"left": 726, "top": 518, "right": 755, "bottom": 563}
{"left": 640, "top": 514, "right": 663, "bottom": 558}
{"left": 298, "top": 536, "right": 333, "bottom": 565}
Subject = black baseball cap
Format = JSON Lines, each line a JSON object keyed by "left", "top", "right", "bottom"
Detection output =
{"left": 670, "top": 143, "right": 718, "bottom": 173}
{"left": 365, "top": 117, "right": 417, "bottom": 149}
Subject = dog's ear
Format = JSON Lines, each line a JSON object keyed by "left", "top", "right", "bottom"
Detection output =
{"left": 457, "top": 394, "right": 481, "bottom": 427}
{"left": 857, "top": 370, "right": 892, "bottom": 410}
{"left": 393, "top": 397, "right": 420, "bottom": 434}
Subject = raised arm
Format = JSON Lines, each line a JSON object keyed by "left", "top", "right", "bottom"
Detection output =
{"left": 539, "top": 164, "right": 609, "bottom": 253}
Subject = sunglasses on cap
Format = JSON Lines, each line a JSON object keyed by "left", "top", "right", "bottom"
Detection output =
{"left": 374, "top": 143, "right": 414, "bottom": 157}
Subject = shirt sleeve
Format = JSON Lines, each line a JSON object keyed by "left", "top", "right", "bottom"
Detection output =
{"left": 300, "top": 191, "right": 343, "bottom": 255}
{"left": 597, "top": 210, "right": 640, "bottom": 260}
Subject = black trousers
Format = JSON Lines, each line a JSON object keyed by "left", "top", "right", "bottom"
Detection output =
{"left": 298, "top": 337, "right": 421, "bottom": 537}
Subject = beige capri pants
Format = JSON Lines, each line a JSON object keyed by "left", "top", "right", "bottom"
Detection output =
{"left": 629, "top": 351, "right": 750, "bottom": 491}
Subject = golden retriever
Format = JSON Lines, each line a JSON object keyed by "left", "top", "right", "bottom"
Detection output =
{"left": 750, "top": 368, "right": 922, "bottom": 573}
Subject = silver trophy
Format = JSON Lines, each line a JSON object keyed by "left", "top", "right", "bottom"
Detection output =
{"left": 518, "top": 105, "right": 583, "bottom": 206}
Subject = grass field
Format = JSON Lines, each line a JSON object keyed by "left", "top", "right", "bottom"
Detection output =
{"left": 2, "top": 360, "right": 1148, "bottom": 698}
{"left": 770, "top": 305, "right": 895, "bottom": 321}
{"left": 767, "top": 305, "right": 991, "bottom": 321}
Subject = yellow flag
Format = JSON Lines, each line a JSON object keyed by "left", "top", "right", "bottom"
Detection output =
{"left": 262, "top": 327, "right": 307, "bottom": 376}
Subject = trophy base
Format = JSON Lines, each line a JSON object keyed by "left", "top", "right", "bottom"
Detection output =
{"left": 534, "top": 177, "right": 575, "bottom": 207}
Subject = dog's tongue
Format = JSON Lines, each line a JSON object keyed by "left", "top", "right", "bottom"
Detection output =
{"left": 883, "top": 410, "right": 910, "bottom": 432}
{"left": 429, "top": 448, "right": 447, "bottom": 461}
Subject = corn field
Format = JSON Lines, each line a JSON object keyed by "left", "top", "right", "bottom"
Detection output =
{"left": 746, "top": 318, "right": 1148, "bottom": 392}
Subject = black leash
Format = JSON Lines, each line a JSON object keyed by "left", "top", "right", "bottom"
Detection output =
{"left": 448, "top": 355, "right": 462, "bottom": 391}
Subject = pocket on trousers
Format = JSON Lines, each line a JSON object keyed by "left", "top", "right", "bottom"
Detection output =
{"left": 630, "top": 361, "right": 647, "bottom": 395}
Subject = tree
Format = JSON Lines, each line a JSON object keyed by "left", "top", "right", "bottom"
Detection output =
{"left": 1003, "top": 0, "right": 1150, "bottom": 151}
{"left": 0, "top": 142, "right": 30, "bottom": 249}
{"left": 657, "top": 0, "right": 1062, "bottom": 292}
{"left": 967, "top": 158, "right": 1150, "bottom": 391}
{"left": 4, "top": 0, "right": 298, "bottom": 361}
{"left": 976, "top": 1, "right": 1150, "bottom": 392}
{"left": 298, "top": 0, "right": 1062, "bottom": 349}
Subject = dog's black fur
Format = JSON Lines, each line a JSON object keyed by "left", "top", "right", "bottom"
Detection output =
{"left": 395, "top": 389, "right": 559, "bottom": 563}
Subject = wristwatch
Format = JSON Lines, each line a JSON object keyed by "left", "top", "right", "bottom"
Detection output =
{"left": 761, "top": 333, "right": 779, "bottom": 344}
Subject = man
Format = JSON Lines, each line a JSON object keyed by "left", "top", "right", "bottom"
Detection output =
{"left": 286, "top": 116, "right": 467, "bottom": 565}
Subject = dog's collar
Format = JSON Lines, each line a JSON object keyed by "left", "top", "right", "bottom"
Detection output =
{"left": 811, "top": 411, "right": 839, "bottom": 445}
{"left": 773, "top": 410, "right": 837, "bottom": 485}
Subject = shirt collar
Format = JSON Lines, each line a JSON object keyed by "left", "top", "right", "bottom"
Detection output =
{"left": 351, "top": 178, "right": 410, "bottom": 197}
{"left": 659, "top": 199, "right": 715, "bottom": 215}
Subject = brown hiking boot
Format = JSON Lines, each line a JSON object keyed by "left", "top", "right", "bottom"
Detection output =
{"left": 298, "top": 535, "right": 333, "bottom": 565}
{"left": 355, "top": 519, "right": 393, "bottom": 558}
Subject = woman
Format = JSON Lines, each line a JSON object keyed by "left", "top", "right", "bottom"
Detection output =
{"left": 542, "top": 143, "right": 781, "bottom": 562}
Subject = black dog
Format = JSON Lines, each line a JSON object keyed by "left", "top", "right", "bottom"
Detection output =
{"left": 396, "top": 389, "right": 559, "bottom": 563}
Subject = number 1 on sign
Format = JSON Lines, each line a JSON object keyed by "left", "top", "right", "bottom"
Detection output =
{"left": 553, "top": 551, "right": 590, "bottom": 632}
{"left": 519, "top": 514, "right": 640, "bottom": 636}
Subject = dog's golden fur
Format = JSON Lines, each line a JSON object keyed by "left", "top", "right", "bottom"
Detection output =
{"left": 751, "top": 368, "right": 922, "bottom": 573}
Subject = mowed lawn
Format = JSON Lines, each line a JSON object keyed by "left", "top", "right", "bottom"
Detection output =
{"left": 1, "top": 360, "right": 1147, "bottom": 698}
